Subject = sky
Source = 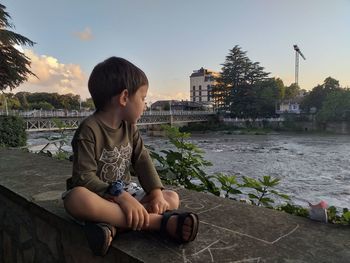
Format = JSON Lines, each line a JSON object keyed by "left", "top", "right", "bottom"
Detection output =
{"left": 3, "top": 0, "right": 350, "bottom": 102}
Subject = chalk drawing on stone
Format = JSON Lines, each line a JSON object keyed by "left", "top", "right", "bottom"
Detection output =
{"left": 231, "top": 258, "right": 262, "bottom": 263}
{"left": 175, "top": 197, "right": 300, "bottom": 262}
{"left": 200, "top": 220, "right": 299, "bottom": 245}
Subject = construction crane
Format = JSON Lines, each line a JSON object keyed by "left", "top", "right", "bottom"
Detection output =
{"left": 293, "top": 44, "right": 306, "bottom": 86}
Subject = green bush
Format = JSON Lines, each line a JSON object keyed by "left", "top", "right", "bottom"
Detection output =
{"left": 0, "top": 116, "right": 27, "bottom": 147}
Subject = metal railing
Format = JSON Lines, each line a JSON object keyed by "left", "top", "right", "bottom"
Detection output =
{"left": 0, "top": 109, "right": 216, "bottom": 118}
{"left": 223, "top": 117, "right": 285, "bottom": 122}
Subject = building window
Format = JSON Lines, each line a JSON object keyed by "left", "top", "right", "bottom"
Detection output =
{"left": 193, "top": 85, "right": 196, "bottom": 91}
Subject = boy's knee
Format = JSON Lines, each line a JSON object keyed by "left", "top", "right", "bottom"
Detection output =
{"left": 163, "top": 190, "right": 180, "bottom": 208}
{"left": 63, "top": 187, "right": 96, "bottom": 214}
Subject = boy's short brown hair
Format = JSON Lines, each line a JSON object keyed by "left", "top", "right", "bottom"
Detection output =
{"left": 88, "top": 57, "right": 148, "bottom": 111}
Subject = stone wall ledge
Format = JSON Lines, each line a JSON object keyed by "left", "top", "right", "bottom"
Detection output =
{"left": 1, "top": 148, "right": 350, "bottom": 263}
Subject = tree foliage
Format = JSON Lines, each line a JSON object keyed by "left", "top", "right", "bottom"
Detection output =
{"left": 301, "top": 77, "right": 342, "bottom": 113}
{"left": 81, "top": 98, "right": 95, "bottom": 110}
{"left": 316, "top": 88, "right": 350, "bottom": 122}
{"left": 213, "top": 45, "right": 278, "bottom": 117}
{"left": 0, "top": 4, "right": 36, "bottom": 91}
{"left": 284, "top": 83, "right": 300, "bottom": 100}
{"left": 0, "top": 92, "right": 90, "bottom": 110}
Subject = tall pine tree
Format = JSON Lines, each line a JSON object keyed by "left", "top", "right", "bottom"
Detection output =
{"left": 0, "top": 3, "right": 36, "bottom": 91}
{"left": 213, "top": 45, "right": 270, "bottom": 116}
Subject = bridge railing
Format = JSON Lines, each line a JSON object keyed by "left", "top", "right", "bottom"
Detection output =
{"left": 143, "top": 110, "right": 215, "bottom": 116}
{"left": 223, "top": 117, "right": 285, "bottom": 122}
{"left": 0, "top": 110, "right": 95, "bottom": 118}
{"left": 0, "top": 109, "right": 216, "bottom": 118}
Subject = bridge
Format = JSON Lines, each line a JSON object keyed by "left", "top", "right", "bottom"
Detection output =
{"left": 0, "top": 110, "right": 216, "bottom": 132}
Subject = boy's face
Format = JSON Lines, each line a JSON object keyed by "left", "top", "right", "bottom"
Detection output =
{"left": 123, "top": 85, "right": 148, "bottom": 124}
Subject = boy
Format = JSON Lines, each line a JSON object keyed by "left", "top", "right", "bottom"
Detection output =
{"left": 63, "top": 57, "right": 199, "bottom": 256}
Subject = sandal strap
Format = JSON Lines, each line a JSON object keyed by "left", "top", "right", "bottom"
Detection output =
{"left": 99, "top": 223, "right": 117, "bottom": 238}
{"left": 176, "top": 212, "right": 198, "bottom": 242}
{"left": 160, "top": 211, "right": 199, "bottom": 243}
{"left": 160, "top": 211, "right": 179, "bottom": 235}
{"left": 84, "top": 222, "right": 111, "bottom": 256}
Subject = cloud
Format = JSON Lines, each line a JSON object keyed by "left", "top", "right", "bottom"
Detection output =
{"left": 73, "top": 27, "right": 93, "bottom": 41}
{"left": 12, "top": 49, "right": 90, "bottom": 99}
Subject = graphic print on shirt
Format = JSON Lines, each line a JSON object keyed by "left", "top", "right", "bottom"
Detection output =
{"left": 99, "top": 144, "right": 132, "bottom": 182}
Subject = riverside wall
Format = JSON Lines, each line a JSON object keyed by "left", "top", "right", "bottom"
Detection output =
{"left": 1, "top": 149, "right": 350, "bottom": 262}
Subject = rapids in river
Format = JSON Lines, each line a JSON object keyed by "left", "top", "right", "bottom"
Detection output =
{"left": 27, "top": 131, "right": 350, "bottom": 208}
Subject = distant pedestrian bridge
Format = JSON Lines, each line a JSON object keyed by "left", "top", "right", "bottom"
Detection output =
{"left": 0, "top": 110, "right": 216, "bottom": 132}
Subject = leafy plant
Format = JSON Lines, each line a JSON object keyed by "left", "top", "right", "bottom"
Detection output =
{"left": 149, "top": 125, "right": 220, "bottom": 196}
{"left": 277, "top": 203, "right": 309, "bottom": 217}
{"left": 240, "top": 175, "right": 290, "bottom": 207}
{"left": 214, "top": 173, "right": 242, "bottom": 198}
{"left": 327, "top": 206, "right": 350, "bottom": 225}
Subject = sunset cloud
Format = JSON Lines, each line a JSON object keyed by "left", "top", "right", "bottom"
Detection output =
{"left": 73, "top": 27, "right": 93, "bottom": 41}
{"left": 13, "top": 49, "right": 90, "bottom": 99}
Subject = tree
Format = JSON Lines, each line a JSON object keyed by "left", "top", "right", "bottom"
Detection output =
{"left": 323, "top": 77, "right": 340, "bottom": 91}
{"left": 254, "top": 78, "right": 281, "bottom": 117}
{"left": 229, "top": 82, "right": 258, "bottom": 118}
{"left": 275, "top": 78, "right": 285, "bottom": 100}
{"left": 14, "top": 91, "right": 29, "bottom": 109}
{"left": 317, "top": 88, "right": 350, "bottom": 122}
{"left": 81, "top": 98, "right": 95, "bottom": 110}
{"left": 0, "top": 92, "right": 20, "bottom": 109}
{"left": 0, "top": 4, "right": 35, "bottom": 91}
{"left": 300, "top": 77, "right": 342, "bottom": 113}
{"left": 31, "top": 101, "right": 54, "bottom": 110}
{"left": 213, "top": 45, "right": 270, "bottom": 116}
{"left": 59, "top": 93, "right": 80, "bottom": 110}
{"left": 284, "top": 83, "right": 300, "bottom": 100}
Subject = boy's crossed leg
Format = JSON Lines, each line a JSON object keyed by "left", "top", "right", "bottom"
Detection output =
{"left": 63, "top": 187, "right": 198, "bottom": 255}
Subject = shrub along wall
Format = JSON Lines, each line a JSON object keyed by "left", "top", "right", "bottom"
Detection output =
{"left": 0, "top": 116, "right": 27, "bottom": 147}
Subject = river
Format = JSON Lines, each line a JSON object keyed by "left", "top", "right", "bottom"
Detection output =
{"left": 27, "top": 131, "right": 350, "bottom": 209}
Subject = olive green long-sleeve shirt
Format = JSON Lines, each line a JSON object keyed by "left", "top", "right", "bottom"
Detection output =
{"left": 66, "top": 114, "right": 163, "bottom": 196}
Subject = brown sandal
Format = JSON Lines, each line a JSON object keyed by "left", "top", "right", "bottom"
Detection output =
{"left": 160, "top": 211, "right": 199, "bottom": 243}
{"left": 84, "top": 222, "right": 117, "bottom": 256}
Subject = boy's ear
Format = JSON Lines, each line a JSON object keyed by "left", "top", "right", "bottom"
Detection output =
{"left": 119, "top": 89, "right": 129, "bottom": 106}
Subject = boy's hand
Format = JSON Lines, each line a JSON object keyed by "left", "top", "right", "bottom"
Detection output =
{"left": 114, "top": 192, "right": 150, "bottom": 231}
{"left": 146, "top": 189, "right": 169, "bottom": 214}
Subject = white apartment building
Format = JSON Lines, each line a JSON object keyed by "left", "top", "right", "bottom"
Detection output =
{"left": 190, "top": 67, "right": 219, "bottom": 108}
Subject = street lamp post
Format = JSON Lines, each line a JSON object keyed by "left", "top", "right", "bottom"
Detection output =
{"left": 4, "top": 95, "right": 8, "bottom": 116}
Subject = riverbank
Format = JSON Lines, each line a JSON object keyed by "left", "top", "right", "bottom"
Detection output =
{"left": 180, "top": 122, "right": 337, "bottom": 136}
{"left": 180, "top": 118, "right": 350, "bottom": 135}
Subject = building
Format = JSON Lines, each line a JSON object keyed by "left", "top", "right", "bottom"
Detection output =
{"left": 190, "top": 67, "right": 219, "bottom": 109}
{"left": 276, "top": 97, "right": 303, "bottom": 114}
